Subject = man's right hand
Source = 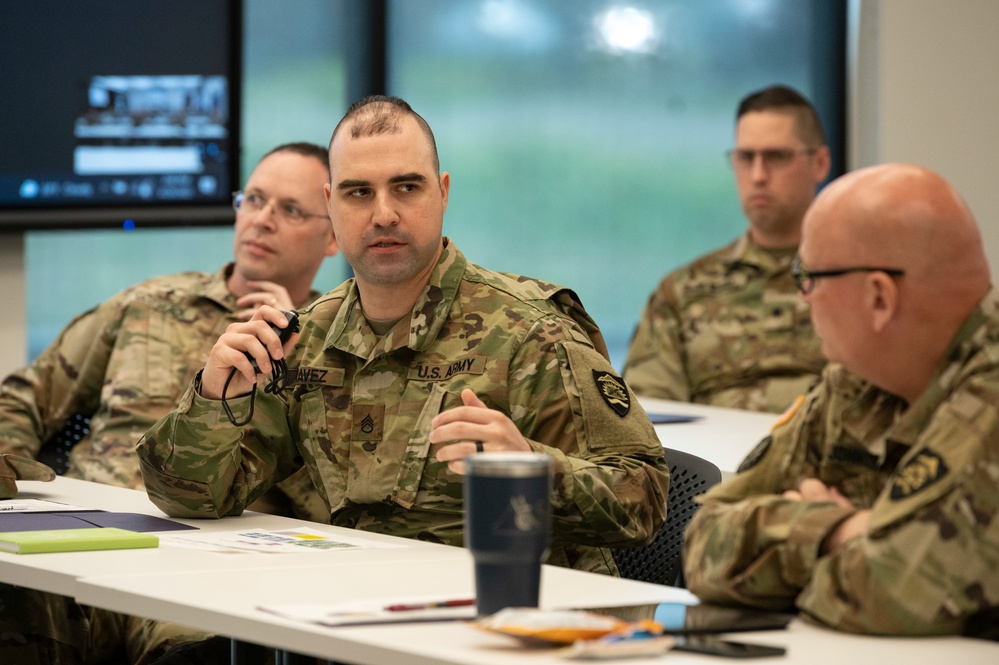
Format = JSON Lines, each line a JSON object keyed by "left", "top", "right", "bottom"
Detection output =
{"left": 200, "top": 306, "right": 299, "bottom": 400}
{"left": 234, "top": 279, "right": 295, "bottom": 320}
{"left": 782, "top": 478, "right": 871, "bottom": 554}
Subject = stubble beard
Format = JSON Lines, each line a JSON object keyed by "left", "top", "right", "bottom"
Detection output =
{"left": 746, "top": 205, "right": 799, "bottom": 242}
{"left": 353, "top": 241, "right": 438, "bottom": 289}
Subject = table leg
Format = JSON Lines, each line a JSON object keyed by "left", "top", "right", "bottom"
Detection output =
{"left": 230, "top": 638, "right": 270, "bottom": 665}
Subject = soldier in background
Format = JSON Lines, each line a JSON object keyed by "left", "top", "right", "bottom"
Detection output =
{"left": 623, "top": 85, "right": 830, "bottom": 413}
{"left": 0, "top": 141, "right": 336, "bottom": 496}
{"left": 137, "top": 95, "right": 670, "bottom": 573}
{"left": 0, "top": 142, "right": 338, "bottom": 664}
{"left": 683, "top": 164, "right": 999, "bottom": 638}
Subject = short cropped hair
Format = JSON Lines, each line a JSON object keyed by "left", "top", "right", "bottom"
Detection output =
{"left": 737, "top": 85, "right": 826, "bottom": 147}
{"left": 262, "top": 142, "right": 329, "bottom": 170}
{"left": 328, "top": 95, "right": 440, "bottom": 175}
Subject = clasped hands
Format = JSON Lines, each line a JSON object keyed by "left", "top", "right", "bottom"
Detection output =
{"left": 783, "top": 478, "right": 872, "bottom": 554}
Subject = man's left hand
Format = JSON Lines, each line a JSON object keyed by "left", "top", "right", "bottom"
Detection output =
{"left": 432, "top": 389, "right": 531, "bottom": 474}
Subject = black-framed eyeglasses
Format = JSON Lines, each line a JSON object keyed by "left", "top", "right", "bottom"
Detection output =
{"left": 791, "top": 256, "right": 905, "bottom": 295}
{"left": 232, "top": 190, "right": 328, "bottom": 226}
{"left": 726, "top": 147, "right": 816, "bottom": 171}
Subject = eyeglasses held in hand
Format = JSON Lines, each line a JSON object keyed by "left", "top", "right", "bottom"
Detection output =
{"left": 727, "top": 147, "right": 816, "bottom": 171}
{"left": 232, "top": 190, "right": 328, "bottom": 226}
{"left": 791, "top": 256, "right": 905, "bottom": 295}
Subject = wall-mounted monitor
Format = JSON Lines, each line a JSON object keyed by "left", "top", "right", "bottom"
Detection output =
{"left": 0, "top": 0, "right": 241, "bottom": 231}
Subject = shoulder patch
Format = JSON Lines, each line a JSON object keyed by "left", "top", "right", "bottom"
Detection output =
{"left": 592, "top": 370, "right": 630, "bottom": 417}
{"left": 737, "top": 435, "right": 772, "bottom": 473}
{"left": 890, "top": 450, "right": 948, "bottom": 500}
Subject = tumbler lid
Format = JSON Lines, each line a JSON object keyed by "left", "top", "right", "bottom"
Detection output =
{"left": 465, "top": 452, "right": 551, "bottom": 477}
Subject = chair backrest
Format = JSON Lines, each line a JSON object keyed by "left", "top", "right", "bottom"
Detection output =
{"left": 612, "top": 447, "right": 722, "bottom": 586}
{"left": 35, "top": 413, "right": 91, "bottom": 476}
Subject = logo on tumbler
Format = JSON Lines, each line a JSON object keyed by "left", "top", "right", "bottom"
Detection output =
{"left": 492, "top": 495, "right": 546, "bottom": 534}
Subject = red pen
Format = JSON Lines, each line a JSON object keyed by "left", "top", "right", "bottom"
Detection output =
{"left": 385, "top": 598, "right": 476, "bottom": 612}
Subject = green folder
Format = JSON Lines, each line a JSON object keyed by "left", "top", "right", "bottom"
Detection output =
{"left": 0, "top": 527, "right": 159, "bottom": 554}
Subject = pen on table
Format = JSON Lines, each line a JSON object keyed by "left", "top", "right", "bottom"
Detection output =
{"left": 385, "top": 598, "right": 476, "bottom": 612}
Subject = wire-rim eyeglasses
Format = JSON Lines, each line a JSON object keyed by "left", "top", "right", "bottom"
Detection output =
{"left": 232, "top": 190, "right": 328, "bottom": 226}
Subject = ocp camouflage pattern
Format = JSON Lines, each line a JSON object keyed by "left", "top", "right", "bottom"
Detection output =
{"left": 0, "top": 264, "right": 244, "bottom": 486}
{"left": 624, "top": 234, "right": 824, "bottom": 413}
{"left": 138, "top": 240, "right": 671, "bottom": 574}
{"left": 0, "top": 263, "right": 319, "bottom": 508}
{"left": 683, "top": 289, "right": 999, "bottom": 638}
{"left": 0, "top": 264, "right": 323, "bottom": 662}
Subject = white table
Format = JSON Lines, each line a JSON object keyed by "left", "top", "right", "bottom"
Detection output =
{"left": 77, "top": 557, "right": 697, "bottom": 665}
{"left": 638, "top": 396, "right": 778, "bottom": 475}
{"left": 7, "top": 477, "right": 999, "bottom": 665}
{"left": 76, "top": 558, "right": 999, "bottom": 665}
{"left": 1, "top": 477, "right": 466, "bottom": 596}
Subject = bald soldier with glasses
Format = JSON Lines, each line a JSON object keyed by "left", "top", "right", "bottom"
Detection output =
{"left": 683, "top": 164, "right": 999, "bottom": 639}
{"left": 624, "top": 85, "right": 831, "bottom": 414}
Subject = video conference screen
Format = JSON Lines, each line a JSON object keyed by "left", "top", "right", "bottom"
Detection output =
{"left": 0, "top": 0, "right": 240, "bottom": 230}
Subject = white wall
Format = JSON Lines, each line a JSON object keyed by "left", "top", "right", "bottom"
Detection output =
{"left": 0, "top": 236, "right": 25, "bottom": 375}
{"left": 851, "top": 0, "right": 999, "bottom": 279}
{"left": 2, "top": 0, "right": 998, "bottom": 376}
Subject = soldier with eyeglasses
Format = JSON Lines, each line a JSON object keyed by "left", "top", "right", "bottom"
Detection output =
{"left": 624, "top": 85, "right": 831, "bottom": 414}
{"left": 684, "top": 163, "right": 999, "bottom": 639}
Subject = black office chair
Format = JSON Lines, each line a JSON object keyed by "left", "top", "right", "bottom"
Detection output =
{"left": 612, "top": 448, "right": 721, "bottom": 587}
{"left": 35, "top": 413, "right": 91, "bottom": 476}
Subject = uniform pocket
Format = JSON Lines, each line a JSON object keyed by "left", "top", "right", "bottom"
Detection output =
{"left": 393, "top": 382, "right": 450, "bottom": 510}
{"left": 297, "top": 388, "right": 349, "bottom": 513}
{"left": 105, "top": 301, "right": 204, "bottom": 404}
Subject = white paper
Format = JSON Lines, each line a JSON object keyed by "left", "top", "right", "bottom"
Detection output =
{"left": 159, "top": 527, "right": 405, "bottom": 554}
{"left": 0, "top": 499, "right": 91, "bottom": 513}
{"left": 259, "top": 595, "right": 477, "bottom": 626}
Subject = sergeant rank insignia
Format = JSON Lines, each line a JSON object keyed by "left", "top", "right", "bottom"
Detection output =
{"left": 890, "top": 450, "right": 948, "bottom": 500}
{"left": 592, "top": 370, "right": 630, "bottom": 417}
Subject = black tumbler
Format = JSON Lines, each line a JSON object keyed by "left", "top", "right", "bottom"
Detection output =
{"left": 464, "top": 452, "right": 552, "bottom": 617}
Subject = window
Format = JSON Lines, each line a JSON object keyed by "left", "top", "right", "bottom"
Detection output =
{"left": 389, "top": 0, "right": 843, "bottom": 367}
{"left": 26, "top": 0, "right": 844, "bottom": 368}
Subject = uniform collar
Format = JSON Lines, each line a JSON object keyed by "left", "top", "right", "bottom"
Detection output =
{"left": 204, "top": 263, "right": 241, "bottom": 312}
{"left": 724, "top": 232, "right": 798, "bottom": 273}
{"left": 326, "top": 238, "right": 467, "bottom": 360}
{"left": 887, "top": 288, "right": 998, "bottom": 447}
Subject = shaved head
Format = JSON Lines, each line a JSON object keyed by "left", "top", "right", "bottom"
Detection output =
{"left": 799, "top": 164, "right": 991, "bottom": 401}
{"left": 803, "top": 163, "right": 987, "bottom": 300}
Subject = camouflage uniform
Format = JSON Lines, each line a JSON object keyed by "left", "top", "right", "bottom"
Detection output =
{"left": 138, "top": 240, "right": 671, "bottom": 575}
{"left": 0, "top": 264, "right": 313, "bottom": 492}
{"left": 623, "top": 234, "right": 824, "bottom": 413}
{"left": 683, "top": 290, "right": 999, "bottom": 638}
{"left": 0, "top": 265, "right": 321, "bottom": 664}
